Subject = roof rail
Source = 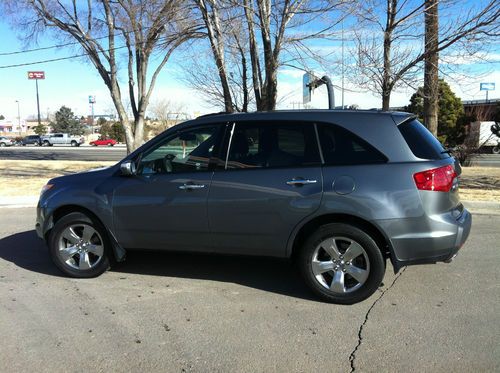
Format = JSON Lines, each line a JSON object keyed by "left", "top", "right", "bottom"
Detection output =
{"left": 196, "top": 111, "right": 230, "bottom": 119}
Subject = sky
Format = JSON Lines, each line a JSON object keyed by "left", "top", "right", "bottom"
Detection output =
{"left": 0, "top": 5, "right": 498, "bottom": 122}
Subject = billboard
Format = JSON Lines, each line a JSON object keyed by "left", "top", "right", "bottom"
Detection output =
{"left": 480, "top": 83, "right": 495, "bottom": 91}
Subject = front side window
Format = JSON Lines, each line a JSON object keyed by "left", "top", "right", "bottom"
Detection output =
{"left": 138, "top": 126, "right": 219, "bottom": 175}
{"left": 226, "top": 122, "right": 321, "bottom": 169}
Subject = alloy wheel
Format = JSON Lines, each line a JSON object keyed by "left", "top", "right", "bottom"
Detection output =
{"left": 311, "top": 236, "right": 370, "bottom": 293}
{"left": 57, "top": 224, "right": 104, "bottom": 270}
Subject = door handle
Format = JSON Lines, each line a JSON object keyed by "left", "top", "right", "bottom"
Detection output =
{"left": 178, "top": 183, "right": 206, "bottom": 190}
{"left": 286, "top": 179, "right": 317, "bottom": 186}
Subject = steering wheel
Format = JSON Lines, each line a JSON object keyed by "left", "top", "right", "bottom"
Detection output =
{"left": 163, "top": 154, "right": 176, "bottom": 173}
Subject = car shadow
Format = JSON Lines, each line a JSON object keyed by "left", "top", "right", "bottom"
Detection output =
{"left": 0, "top": 230, "right": 315, "bottom": 301}
{"left": 0, "top": 230, "right": 63, "bottom": 277}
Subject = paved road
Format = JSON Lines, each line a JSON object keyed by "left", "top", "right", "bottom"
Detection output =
{"left": 468, "top": 154, "right": 500, "bottom": 167}
{"left": 0, "top": 145, "right": 127, "bottom": 161}
{"left": 0, "top": 208, "right": 498, "bottom": 372}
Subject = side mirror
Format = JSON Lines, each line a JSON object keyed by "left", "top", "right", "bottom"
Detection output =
{"left": 120, "top": 160, "right": 137, "bottom": 176}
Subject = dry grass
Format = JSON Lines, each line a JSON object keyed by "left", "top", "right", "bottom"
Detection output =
{"left": 0, "top": 160, "right": 499, "bottom": 201}
{"left": 0, "top": 160, "right": 115, "bottom": 197}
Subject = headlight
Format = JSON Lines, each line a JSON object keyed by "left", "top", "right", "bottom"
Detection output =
{"left": 40, "top": 184, "right": 54, "bottom": 195}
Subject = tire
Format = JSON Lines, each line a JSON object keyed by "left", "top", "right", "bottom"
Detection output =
{"left": 298, "top": 223, "right": 386, "bottom": 304}
{"left": 107, "top": 143, "right": 113, "bottom": 147}
{"left": 43, "top": 140, "right": 50, "bottom": 146}
{"left": 48, "top": 212, "right": 111, "bottom": 278}
{"left": 0, "top": 142, "right": 5, "bottom": 147}
{"left": 71, "top": 141, "right": 77, "bottom": 147}
{"left": 493, "top": 146, "right": 500, "bottom": 154}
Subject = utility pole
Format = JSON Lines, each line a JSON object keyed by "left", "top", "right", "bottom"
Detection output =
{"left": 15, "top": 100, "right": 21, "bottom": 133}
{"left": 341, "top": 19, "right": 345, "bottom": 109}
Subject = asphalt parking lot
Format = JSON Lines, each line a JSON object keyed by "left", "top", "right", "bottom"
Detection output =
{"left": 0, "top": 208, "right": 499, "bottom": 372}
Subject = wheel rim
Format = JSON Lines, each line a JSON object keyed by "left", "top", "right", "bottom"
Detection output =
{"left": 311, "top": 236, "right": 370, "bottom": 294}
{"left": 57, "top": 224, "right": 104, "bottom": 270}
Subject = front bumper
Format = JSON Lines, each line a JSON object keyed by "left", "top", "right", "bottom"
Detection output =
{"left": 378, "top": 207, "right": 472, "bottom": 271}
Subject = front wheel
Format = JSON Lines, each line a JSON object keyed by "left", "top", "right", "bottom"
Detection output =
{"left": 298, "top": 223, "right": 385, "bottom": 304}
{"left": 71, "top": 141, "right": 77, "bottom": 147}
{"left": 0, "top": 142, "right": 5, "bottom": 147}
{"left": 493, "top": 146, "right": 500, "bottom": 154}
{"left": 48, "top": 212, "right": 111, "bottom": 278}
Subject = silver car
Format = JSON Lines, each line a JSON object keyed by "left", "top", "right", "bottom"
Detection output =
{"left": 36, "top": 110, "right": 472, "bottom": 304}
{"left": 0, "top": 136, "right": 16, "bottom": 147}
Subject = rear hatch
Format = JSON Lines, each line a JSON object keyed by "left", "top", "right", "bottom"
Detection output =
{"left": 397, "top": 117, "right": 462, "bottom": 216}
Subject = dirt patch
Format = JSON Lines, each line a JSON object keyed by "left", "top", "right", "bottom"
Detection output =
{"left": 460, "top": 167, "right": 500, "bottom": 191}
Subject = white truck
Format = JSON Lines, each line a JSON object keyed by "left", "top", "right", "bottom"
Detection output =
{"left": 467, "top": 121, "right": 500, "bottom": 154}
{"left": 41, "top": 133, "right": 85, "bottom": 147}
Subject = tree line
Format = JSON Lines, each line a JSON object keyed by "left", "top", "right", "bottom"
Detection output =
{"left": 3, "top": 0, "right": 499, "bottom": 152}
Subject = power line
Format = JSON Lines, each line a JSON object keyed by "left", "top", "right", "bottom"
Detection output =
{"left": 0, "top": 35, "right": 174, "bottom": 69}
{"left": 0, "top": 25, "right": 155, "bottom": 57}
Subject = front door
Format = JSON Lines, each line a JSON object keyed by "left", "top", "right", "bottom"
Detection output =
{"left": 112, "top": 124, "right": 221, "bottom": 251}
{"left": 208, "top": 121, "right": 323, "bottom": 257}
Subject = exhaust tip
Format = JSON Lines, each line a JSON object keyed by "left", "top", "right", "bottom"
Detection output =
{"left": 444, "top": 254, "right": 457, "bottom": 263}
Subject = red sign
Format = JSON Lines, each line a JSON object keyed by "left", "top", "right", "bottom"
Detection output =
{"left": 28, "top": 71, "right": 45, "bottom": 79}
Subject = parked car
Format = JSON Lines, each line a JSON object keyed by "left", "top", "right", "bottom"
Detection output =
{"left": 41, "top": 133, "right": 85, "bottom": 147}
{"left": 90, "top": 138, "right": 117, "bottom": 146}
{"left": 21, "top": 135, "right": 42, "bottom": 146}
{"left": 36, "top": 110, "right": 471, "bottom": 304}
{"left": 0, "top": 136, "right": 15, "bottom": 147}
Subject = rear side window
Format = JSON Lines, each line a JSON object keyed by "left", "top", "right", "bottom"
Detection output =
{"left": 398, "top": 119, "right": 448, "bottom": 160}
{"left": 226, "top": 122, "right": 321, "bottom": 169}
{"left": 317, "top": 124, "right": 387, "bottom": 165}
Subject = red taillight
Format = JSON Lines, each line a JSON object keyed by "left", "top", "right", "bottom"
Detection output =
{"left": 413, "top": 165, "right": 457, "bottom": 192}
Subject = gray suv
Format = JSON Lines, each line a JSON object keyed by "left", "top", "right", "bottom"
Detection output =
{"left": 36, "top": 110, "right": 471, "bottom": 304}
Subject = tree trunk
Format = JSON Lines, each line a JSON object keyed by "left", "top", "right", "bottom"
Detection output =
{"left": 424, "top": 0, "right": 439, "bottom": 136}
{"left": 382, "top": 90, "right": 391, "bottom": 111}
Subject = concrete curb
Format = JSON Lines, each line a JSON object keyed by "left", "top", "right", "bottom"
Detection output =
{"left": 1, "top": 196, "right": 498, "bottom": 215}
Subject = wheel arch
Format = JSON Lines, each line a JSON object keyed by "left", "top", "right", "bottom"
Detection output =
{"left": 48, "top": 204, "right": 126, "bottom": 262}
{"left": 288, "top": 213, "right": 398, "bottom": 271}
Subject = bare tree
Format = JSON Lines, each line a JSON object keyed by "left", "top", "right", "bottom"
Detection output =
{"left": 185, "top": 2, "right": 252, "bottom": 112}
{"left": 353, "top": 0, "right": 500, "bottom": 112}
{"left": 147, "top": 98, "right": 187, "bottom": 136}
{"left": 424, "top": 0, "right": 439, "bottom": 135}
{"left": 4, "top": 0, "right": 200, "bottom": 152}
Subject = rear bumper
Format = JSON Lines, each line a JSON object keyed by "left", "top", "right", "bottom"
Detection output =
{"left": 377, "top": 207, "right": 472, "bottom": 271}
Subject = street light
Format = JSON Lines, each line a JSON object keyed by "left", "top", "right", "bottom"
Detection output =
{"left": 15, "top": 100, "right": 21, "bottom": 133}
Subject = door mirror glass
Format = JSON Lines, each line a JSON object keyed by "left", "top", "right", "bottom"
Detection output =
{"left": 120, "top": 160, "right": 137, "bottom": 176}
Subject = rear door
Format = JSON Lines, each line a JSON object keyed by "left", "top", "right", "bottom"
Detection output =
{"left": 207, "top": 121, "right": 323, "bottom": 257}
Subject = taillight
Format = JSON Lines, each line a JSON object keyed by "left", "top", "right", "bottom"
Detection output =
{"left": 413, "top": 165, "right": 457, "bottom": 192}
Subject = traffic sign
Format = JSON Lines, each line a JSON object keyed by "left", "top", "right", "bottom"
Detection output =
{"left": 480, "top": 83, "right": 495, "bottom": 91}
{"left": 27, "top": 71, "right": 45, "bottom": 79}
{"left": 88, "top": 95, "right": 96, "bottom": 104}
{"left": 303, "top": 72, "right": 313, "bottom": 104}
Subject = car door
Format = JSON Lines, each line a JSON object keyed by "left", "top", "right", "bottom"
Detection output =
{"left": 112, "top": 124, "right": 222, "bottom": 251}
{"left": 207, "top": 121, "right": 323, "bottom": 257}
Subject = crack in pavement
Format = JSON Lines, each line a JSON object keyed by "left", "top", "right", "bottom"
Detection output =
{"left": 348, "top": 267, "right": 407, "bottom": 372}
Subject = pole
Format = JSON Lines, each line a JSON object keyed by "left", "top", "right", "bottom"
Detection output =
{"left": 321, "top": 76, "right": 335, "bottom": 109}
{"left": 35, "top": 79, "right": 41, "bottom": 127}
{"left": 91, "top": 102, "right": 95, "bottom": 133}
{"left": 486, "top": 90, "right": 489, "bottom": 103}
{"left": 16, "top": 100, "right": 21, "bottom": 132}
{"left": 341, "top": 19, "right": 345, "bottom": 109}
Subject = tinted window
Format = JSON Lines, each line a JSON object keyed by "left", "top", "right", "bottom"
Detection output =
{"left": 226, "top": 122, "right": 320, "bottom": 169}
{"left": 398, "top": 119, "right": 448, "bottom": 160}
{"left": 318, "top": 124, "right": 387, "bottom": 165}
{"left": 138, "top": 125, "right": 219, "bottom": 175}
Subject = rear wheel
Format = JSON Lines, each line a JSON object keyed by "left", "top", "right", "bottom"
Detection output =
{"left": 48, "top": 212, "right": 110, "bottom": 278}
{"left": 298, "top": 223, "right": 385, "bottom": 304}
{"left": 0, "top": 142, "right": 5, "bottom": 147}
{"left": 493, "top": 146, "right": 500, "bottom": 154}
{"left": 71, "top": 140, "right": 77, "bottom": 147}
